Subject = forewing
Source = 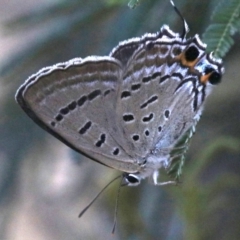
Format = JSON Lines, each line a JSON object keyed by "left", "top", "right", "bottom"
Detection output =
{"left": 110, "top": 25, "right": 179, "bottom": 67}
{"left": 16, "top": 57, "right": 139, "bottom": 172}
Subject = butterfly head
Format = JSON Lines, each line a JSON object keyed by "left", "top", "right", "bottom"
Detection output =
{"left": 122, "top": 173, "right": 141, "bottom": 186}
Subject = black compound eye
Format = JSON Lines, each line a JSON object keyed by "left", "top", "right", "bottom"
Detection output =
{"left": 126, "top": 175, "right": 139, "bottom": 184}
{"left": 209, "top": 71, "right": 221, "bottom": 85}
{"left": 185, "top": 45, "right": 199, "bottom": 61}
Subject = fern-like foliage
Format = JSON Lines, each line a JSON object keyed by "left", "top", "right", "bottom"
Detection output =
{"left": 167, "top": 126, "right": 196, "bottom": 181}
{"left": 128, "top": 0, "right": 141, "bottom": 8}
{"left": 203, "top": 0, "right": 240, "bottom": 59}
{"left": 106, "top": 0, "right": 141, "bottom": 8}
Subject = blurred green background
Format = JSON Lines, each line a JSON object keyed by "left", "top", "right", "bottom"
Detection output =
{"left": 0, "top": 0, "right": 240, "bottom": 239}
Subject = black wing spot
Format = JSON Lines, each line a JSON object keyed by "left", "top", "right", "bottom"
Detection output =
{"left": 113, "top": 148, "right": 120, "bottom": 155}
{"left": 140, "top": 95, "right": 158, "bottom": 109}
{"left": 142, "top": 113, "right": 154, "bottom": 122}
{"left": 68, "top": 101, "right": 77, "bottom": 110}
{"left": 193, "top": 90, "right": 198, "bottom": 112}
{"left": 51, "top": 121, "right": 56, "bottom": 127}
{"left": 79, "top": 121, "right": 92, "bottom": 135}
{"left": 78, "top": 95, "right": 87, "bottom": 107}
{"left": 164, "top": 110, "right": 170, "bottom": 119}
{"left": 121, "top": 91, "right": 131, "bottom": 99}
{"left": 88, "top": 89, "right": 101, "bottom": 101}
{"left": 55, "top": 114, "right": 63, "bottom": 122}
{"left": 60, "top": 107, "right": 69, "bottom": 115}
{"left": 159, "top": 75, "right": 170, "bottom": 83}
{"left": 208, "top": 71, "right": 221, "bottom": 85}
{"left": 185, "top": 45, "right": 199, "bottom": 62}
{"left": 123, "top": 114, "right": 134, "bottom": 122}
{"left": 158, "top": 126, "right": 162, "bottom": 132}
{"left": 96, "top": 134, "right": 106, "bottom": 147}
{"left": 104, "top": 89, "right": 111, "bottom": 96}
{"left": 132, "top": 135, "right": 140, "bottom": 141}
{"left": 143, "top": 72, "right": 161, "bottom": 83}
{"left": 145, "top": 130, "right": 150, "bottom": 136}
{"left": 131, "top": 83, "right": 141, "bottom": 91}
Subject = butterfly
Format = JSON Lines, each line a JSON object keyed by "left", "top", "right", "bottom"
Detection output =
{"left": 15, "top": 0, "right": 224, "bottom": 189}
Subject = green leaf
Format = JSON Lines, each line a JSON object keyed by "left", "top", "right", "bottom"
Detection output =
{"left": 167, "top": 125, "right": 197, "bottom": 181}
{"left": 128, "top": 0, "right": 142, "bottom": 8}
{"left": 105, "top": 0, "right": 128, "bottom": 6}
{"left": 203, "top": 0, "right": 240, "bottom": 58}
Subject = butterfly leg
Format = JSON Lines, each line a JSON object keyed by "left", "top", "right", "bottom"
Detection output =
{"left": 152, "top": 170, "right": 177, "bottom": 186}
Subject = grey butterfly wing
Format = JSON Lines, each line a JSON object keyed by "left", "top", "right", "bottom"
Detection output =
{"left": 116, "top": 36, "right": 203, "bottom": 159}
{"left": 110, "top": 25, "right": 179, "bottom": 67}
{"left": 16, "top": 57, "right": 140, "bottom": 173}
